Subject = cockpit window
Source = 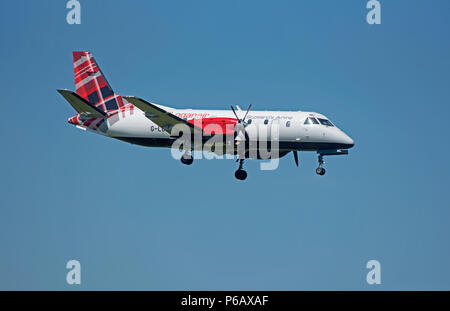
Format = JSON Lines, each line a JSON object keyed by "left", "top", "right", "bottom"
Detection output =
{"left": 318, "top": 118, "right": 334, "bottom": 127}
{"left": 304, "top": 117, "right": 319, "bottom": 125}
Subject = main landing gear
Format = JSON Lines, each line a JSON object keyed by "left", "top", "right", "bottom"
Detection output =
{"left": 234, "top": 159, "right": 247, "bottom": 180}
{"left": 316, "top": 154, "right": 326, "bottom": 176}
{"left": 180, "top": 152, "right": 193, "bottom": 165}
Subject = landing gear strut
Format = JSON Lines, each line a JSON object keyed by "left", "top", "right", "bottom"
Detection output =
{"left": 316, "top": 154, "right": 326, "bottom": 176}
{"left": 234, "top": 159, "right": 247, "bottom": 180}
{"left": 314, "top": 149, "right": 349, "bottom": 176}
{"left": 181, "top": 152, "right": 193, "bottom": 165}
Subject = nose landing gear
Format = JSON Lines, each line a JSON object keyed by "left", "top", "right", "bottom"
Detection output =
{"left": 234, "top": 159, "right": 247, "bottom": 180}
{"left": 314, "top": 149, "right": 349, "bottom": 176}
{"left": 316, "top": 167, "right": 326, "bottom": 175}
{"left": 316, "top": 154, "right": 326, "bottom": 175}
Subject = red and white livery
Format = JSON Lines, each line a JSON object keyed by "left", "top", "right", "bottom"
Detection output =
{"left": 58, "top": 51, "right": 354, "bottom": 180}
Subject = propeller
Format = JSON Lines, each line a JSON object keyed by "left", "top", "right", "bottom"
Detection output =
{"left": 230, "top": 104, "right": 252, "bottom": 124}
{"left": 231, "top": 104, "right": 252, "bottom": 140}
{"left": 293, "top": 151, "right": 299, "bottom": 167}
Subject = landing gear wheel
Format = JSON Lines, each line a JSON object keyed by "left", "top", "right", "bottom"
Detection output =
{"left": 235, "top": 169, "right": 247, "bottom": 180}
{"left": 316, "top": 167, "right": 326, "bottom": 176}
{"left": 315, "top": 154, "right": 326, "bottom": 175}
{"left": 181, "top": 153, "right": 193, "bottom": 165}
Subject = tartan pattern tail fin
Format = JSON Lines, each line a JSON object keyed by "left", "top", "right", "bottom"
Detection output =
{"left": 72, "top": 51, "right": 125, "bottom": 112}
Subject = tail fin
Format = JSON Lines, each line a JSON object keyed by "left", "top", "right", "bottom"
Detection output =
{"left": 72, "top": 51, "right": 126, "bottom": 113}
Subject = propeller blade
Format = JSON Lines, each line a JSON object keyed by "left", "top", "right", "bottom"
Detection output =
{"left": 242, "top": 104, "right": 252, "bottom": 122}
{"left": 230, "top": 105, "right": 239, "bottom": 120}
{"left": 293, "top": 151, "right": 299, "bottom": 167}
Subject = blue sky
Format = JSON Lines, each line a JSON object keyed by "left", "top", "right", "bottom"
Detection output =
{"left": 0, "top": 0, "right": 449, "bottom": 290}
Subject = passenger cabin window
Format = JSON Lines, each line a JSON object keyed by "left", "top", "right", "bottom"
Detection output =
{"left": 286, "top": 121, "right": 291, "bottom": 127}
{"left": 247, "top": 119, "right": 252, "bottom": 124}
{"left": 264, "top": 119, "right": 269, "bottom": 125}
{"left": 318, "top": 118, "right": 334, "bottom": 127}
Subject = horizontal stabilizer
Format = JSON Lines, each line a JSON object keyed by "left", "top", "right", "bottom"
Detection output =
{"left": 58, "top": 89, "right": 106, "bottom": 118}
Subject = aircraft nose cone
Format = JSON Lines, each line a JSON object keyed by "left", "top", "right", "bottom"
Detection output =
{"left": 333, "top": 130, "right": 354, "bottom": 149}
{"left": 342, "top": 134, "right": 354, "bottom": 148}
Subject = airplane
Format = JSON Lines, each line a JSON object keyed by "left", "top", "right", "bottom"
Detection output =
{"left": 58, "top": 51, "right": 354, "bottom": 180}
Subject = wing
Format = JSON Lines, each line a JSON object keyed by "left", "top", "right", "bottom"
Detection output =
{"left": 123, "top": 96, "right": 203, "bottom": 135}
{"left": 58, "top": 89, "right": 106, "bottom": 118}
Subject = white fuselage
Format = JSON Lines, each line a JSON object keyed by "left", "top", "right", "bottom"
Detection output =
{"left": 100, "top": 105, "right": 354, "bottom": 152}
